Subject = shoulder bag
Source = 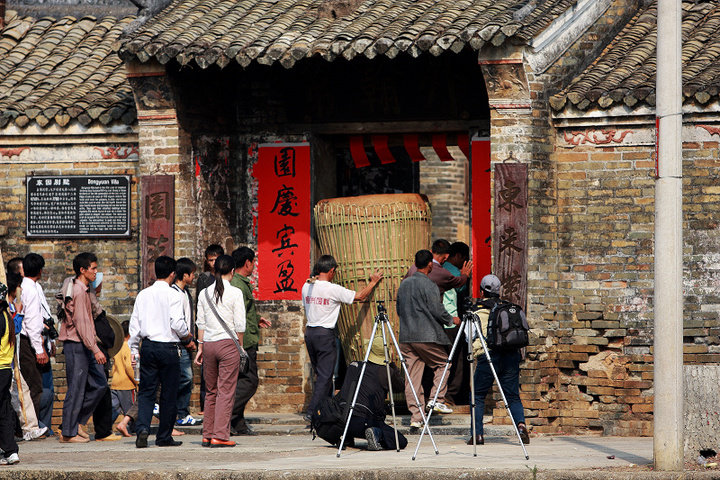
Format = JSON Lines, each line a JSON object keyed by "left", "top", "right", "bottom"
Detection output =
{"left": 204, "top": 288, "right": 250, "bottom": 374}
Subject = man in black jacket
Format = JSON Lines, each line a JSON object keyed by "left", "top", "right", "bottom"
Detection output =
{"left": 338, "top": 336, "right": 407, "bottom": 450}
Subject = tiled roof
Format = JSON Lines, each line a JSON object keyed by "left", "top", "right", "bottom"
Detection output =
{"left": 0, "top": 11, "right": 136, "bottom": 128}
{"left": 550, "top": 1, "right": 720, "bottom": 113}
{"left": 117, "top": 0, "right": 577, "bottom": 69}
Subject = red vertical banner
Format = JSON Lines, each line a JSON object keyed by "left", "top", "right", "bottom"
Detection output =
{"left": 253, "top": 143, "right": 311, "bottom": 300}
{"left": 493, "top": 163, "right": 528, "bottom": 310}
{"left": 141, "top": 175, "right": 174, "bottom": 288}
{"left": 471, "top": 137, "right": 491, "bottom": 299}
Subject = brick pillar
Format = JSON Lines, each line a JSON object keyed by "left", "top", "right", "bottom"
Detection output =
{"left": 478, "top": 48, "right": 559, "bottom": 432}
{"left": 126, "top": 60, "right": 200, "bottom": 410}
{"left": 126, "top": 60, "right": 196, "bottom": 261}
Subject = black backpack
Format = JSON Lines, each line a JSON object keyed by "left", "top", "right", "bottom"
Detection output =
{"left": 310, "top": 395, "right": 348, "bottom": 446}
{"left": 482, "top": 298, "right": 529, "bottom": 351}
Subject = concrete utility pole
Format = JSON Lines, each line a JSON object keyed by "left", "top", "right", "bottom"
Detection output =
{"left": 654, "top": 0, "right": 683, "bottom": 471}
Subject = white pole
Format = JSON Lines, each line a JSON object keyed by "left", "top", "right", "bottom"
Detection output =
{"left": 654, "top": 0, "right": 683, "bottom": 471}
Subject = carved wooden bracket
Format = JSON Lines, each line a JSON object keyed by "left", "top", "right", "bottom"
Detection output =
{"left": 126, "top": 61, "right": 176, "bottom": 120}
{"left": 479, "top": 60, "right": 531, "bottom": 112}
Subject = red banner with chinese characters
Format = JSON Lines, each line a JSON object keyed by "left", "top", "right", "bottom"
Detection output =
{"left": 471, "top": 137, "right": 492, "bottom": 299}
{"left": 493, "top": 163, "right": 528, "bottom": 310}
{"left": 253, "top": 143, "right": 311, "bottom": 300}
{"left": 141, "top": 175, "right": 174, "bottom": 288}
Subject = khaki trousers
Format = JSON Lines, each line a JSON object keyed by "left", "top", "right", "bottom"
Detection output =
{"left": 400, "top": 342, "right": 449, "bottom": 423}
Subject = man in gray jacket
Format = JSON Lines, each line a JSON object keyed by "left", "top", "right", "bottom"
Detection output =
{"left": 397, "top": 250, "right": 459, "bottom": 429}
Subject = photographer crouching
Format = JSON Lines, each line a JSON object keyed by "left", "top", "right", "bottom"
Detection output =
{"left": 337, "top": 335, "right": 407, "bottom": 451}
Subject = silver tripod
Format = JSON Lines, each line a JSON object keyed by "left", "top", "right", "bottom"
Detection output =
{"left": 413, "top": 306, "right": 529, "bottom": 460}
{"left": 337, "top": 301, "right": 439, "bottom": 457}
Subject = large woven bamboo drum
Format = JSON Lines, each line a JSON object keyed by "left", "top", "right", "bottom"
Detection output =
{"left": 313, "top": 193, "right": 432, "bottom": 364}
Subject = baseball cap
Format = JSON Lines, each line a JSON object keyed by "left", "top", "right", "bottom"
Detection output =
{"left": 480, "top": 274, "right": 501, "bottom": 295}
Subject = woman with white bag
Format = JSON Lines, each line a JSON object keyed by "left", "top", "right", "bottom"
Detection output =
{"left": 195, "top": 255, "right": 246, "bottom": 448}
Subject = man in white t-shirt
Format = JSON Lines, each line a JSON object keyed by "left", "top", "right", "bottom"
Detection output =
{"left": 302, "top": 255, "right": 382, "bottom": 420}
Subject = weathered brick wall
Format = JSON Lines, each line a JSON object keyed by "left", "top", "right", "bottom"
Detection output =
{"left": 481, "top": 0, "right": 652, "bottom": 436}
{"left": 531, "top": 136, "right": 656, "bottom": 436}
{"left": 252, "top": 300, "right": 309, "bottom": 412}
{"left": 420, "top": 153, "right": 470, "bottom": 244}
{"left": 188, "top": 133, "right": 311, "bottom": 413}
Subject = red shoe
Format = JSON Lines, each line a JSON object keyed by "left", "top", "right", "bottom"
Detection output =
{"left": 201, "top": 438, "right": 211, "bottom": 447}
{"left": 210, "top": 438, "right": 236, "bottom": 448}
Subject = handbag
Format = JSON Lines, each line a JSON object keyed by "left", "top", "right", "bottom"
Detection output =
{"left": 204, "top": 288, "right": 250, "bottom": 374}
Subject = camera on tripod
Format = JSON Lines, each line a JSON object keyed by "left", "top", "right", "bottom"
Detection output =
{"left": 462, "top": 297, "right": 477, "bottom": 313}
{"left": 376, "top": 300, "right": 387, "bottom": 314}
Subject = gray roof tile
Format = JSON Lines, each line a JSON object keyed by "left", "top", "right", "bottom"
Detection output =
{"left": 0, "top": 11, "right": 136, "bottom": 128}
{"left": 118, "top": 0, "right": 578, "bottom": 69}
{"left": 551, "top": 1, "right": 720, "bottom": 113}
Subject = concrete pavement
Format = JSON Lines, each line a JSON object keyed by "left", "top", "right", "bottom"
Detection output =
{"left": 0, "top": 431, "right": 671, "bottom": 479}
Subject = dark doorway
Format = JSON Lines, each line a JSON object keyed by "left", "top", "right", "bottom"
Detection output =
{"left": 336, "top": 145, "right": 419, "bottom": 197}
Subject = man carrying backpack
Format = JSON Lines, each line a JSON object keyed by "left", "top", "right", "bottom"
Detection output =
{"left": 467, "top": 274, "right": 529, "bottom": 446}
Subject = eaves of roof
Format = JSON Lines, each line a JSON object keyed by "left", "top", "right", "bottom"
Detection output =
{"left": 550, "top": 1, "right": 720, "bottom": 115}
{"left": 116, "top": 0, "right": 578, "bottom": 69}
{"left": 0, "top": 11, "right": 137, "bottom": 129}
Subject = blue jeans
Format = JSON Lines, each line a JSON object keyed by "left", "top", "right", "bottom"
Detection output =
{"left": 176, "top": 348, "right": 193, "bottom": 419}
{"left": 471, "top": 349, "right": 525, "bottom": 435}
{"left": 40, "top": 369, "right": 54, "bottom": 435}
{"left": 136, "top": 340, "right": 180, "bottom": 444}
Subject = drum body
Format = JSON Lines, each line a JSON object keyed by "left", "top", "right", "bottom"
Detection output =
{"left": 314, "top": 193, "right": 432, "bottom": 364}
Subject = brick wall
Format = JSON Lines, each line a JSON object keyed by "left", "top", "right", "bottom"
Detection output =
{"left": 526, "top": 137, "right": 656, "bottom": 436}
{"left": 480, "top": 0, "right": 654, "bottom": 436}
{"left": 420, "top": 153, "right": 470, "bottom": 244}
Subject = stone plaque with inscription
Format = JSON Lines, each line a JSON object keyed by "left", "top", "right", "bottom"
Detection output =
{"left": 141, "top": 175, "right": 174, "bottom": 288}
{"left": 26, "top": 175, "right": 131, "bottom": 238}
{"left": 493, "top": 163, "right": 528, "bottom": 309}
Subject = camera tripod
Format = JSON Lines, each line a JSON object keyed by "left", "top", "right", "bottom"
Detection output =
{"left": 413, "top": 306, "right": 530, "bottom": 460}
{"left": 337, "top": 301, "right": 439, "bottom": 457}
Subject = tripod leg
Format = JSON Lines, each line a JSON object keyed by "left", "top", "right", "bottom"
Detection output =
{"left": 466, "top": 317, "right": 478, "bottom": 457}
{"left": 412, "top": 318, "right": 466, "bottom": 461}
{"left": 473, "top": 315, "right": 530, "bottom": 460}
{"left": 336, "top": 318, "right": 379, "bottom": 457}
{"left": 379, "top": 321, "right": 400, "bottom": 452}
{"left": 383, "top": 326, "right": 439, "bottom": 456}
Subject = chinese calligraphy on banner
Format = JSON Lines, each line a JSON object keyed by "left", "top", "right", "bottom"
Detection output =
{"left": 493, "top": 163, "right": 528, "bottom": 309}
{"left": 253, "top": 143, "right": 311, "bottom": 300}
{"left": 141, "top": 175, "right": 174, "bottom": 288}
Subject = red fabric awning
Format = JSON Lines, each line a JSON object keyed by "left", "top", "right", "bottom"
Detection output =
{"left": 349, "top": 133, "right": 470, "bottom": 168}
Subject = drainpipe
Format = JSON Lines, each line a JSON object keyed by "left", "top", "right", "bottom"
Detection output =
{"left": 654, "top": 0, "right": 683, "bottom": 471}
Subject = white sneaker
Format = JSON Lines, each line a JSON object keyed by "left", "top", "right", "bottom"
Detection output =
{"left": 23, "top": 426, "right": 47, "bottom": 441}
{"left": 432, "top": 402, "right": 453, "bottom": 414}
{"left": 176, "top": 414, "right": 200, "bottom": 426}
{"left": 0, "top": 453, "right": 19, "bottom": 465}
{"left": 409, "top": 421, "right": 423, "bottom": 429}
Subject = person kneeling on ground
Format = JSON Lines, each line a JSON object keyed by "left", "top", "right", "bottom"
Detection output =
{"left": 337, "top": 336, "right": 407, "bottom": 451}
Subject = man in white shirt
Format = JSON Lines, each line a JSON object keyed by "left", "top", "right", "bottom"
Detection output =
{"left": 18, "top": 253, "right": 49, "bottom": 420}
{"left": 129, "top": 256, "right": 196, "bottom": 448}
{"left": 302, "top": 255, "right": 383, "bottom": 421}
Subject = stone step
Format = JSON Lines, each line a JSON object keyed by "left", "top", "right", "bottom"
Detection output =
{"left": 170, "top": 411, "right": 518, "bottom": 437}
